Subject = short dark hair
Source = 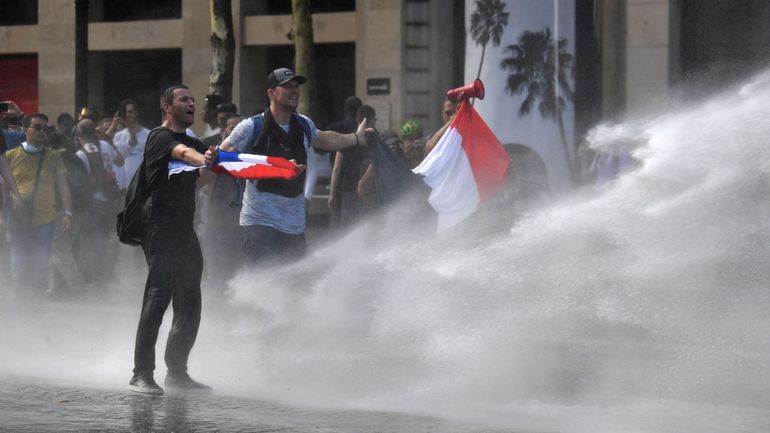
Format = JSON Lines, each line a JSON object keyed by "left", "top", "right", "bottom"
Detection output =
{"left": 221, "top": 113, "right": 241, "bottom": 125}
{"left": 47, "top": 131, "right": 71, "bottom": 151}
{"left": 205, "top": 94, "right": 225, "bottom": 108}
{"left": 161, "top": 84, "right": 190, "bottom": 107}
{"left": 56, "top": 112, "right": 75, "bottom": 125}
{"left": 216, "top": 102, "right": 238, "bottom": 114}
{"left": 23, "top": 113, "right": 48, "bottom": 127}
{"left": 356, "top": 105, "right": 375, "bottom": 123}
{"left": 119, "top": 98, "right": 138, "bottom": 114}
{"left": 344, "top": 96, "right": 362, "bottom": 119}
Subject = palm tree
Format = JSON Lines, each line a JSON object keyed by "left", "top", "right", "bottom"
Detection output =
{"left": 209, "top": 0, "right": 235, "bottom": 101}
{"left": 500, "top": 28, "right": 576, "bottom": 180}
{"left": 469, "top": 0, "right": 509, "bottom": 79}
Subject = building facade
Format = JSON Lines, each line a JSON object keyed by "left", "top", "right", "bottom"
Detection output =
{"left": 1, "top": 0, "right": 769, "bottom": 176}
{"left": 0, "top": 0, "right": 463, "bottom": 137}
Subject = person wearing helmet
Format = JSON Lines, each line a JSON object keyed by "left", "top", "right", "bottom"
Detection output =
{"left": 399, "top": 120, "right": 424, "bottom": 168}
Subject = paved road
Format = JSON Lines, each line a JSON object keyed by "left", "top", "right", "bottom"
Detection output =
{"left": 0, "top": 375, "right": 514, "bottom": 433}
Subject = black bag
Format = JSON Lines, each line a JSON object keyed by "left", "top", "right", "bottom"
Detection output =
{"left": 116, "top": 161, "right": 150, "bottom": 246}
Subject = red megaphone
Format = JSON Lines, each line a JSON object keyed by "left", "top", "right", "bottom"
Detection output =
{"left": 446, "top": 79, "right": 485, "bottom": 102}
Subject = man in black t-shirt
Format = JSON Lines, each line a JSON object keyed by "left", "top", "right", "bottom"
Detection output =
{"left": 128, "top": 85, "right": 218, "bottom": 396}
{"left": 328, "top": 105, "right": 375, "bottom": 227}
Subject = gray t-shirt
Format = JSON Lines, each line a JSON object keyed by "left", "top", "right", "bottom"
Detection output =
{"left": 227, "top": 114, "right": 320, "bottom": 234}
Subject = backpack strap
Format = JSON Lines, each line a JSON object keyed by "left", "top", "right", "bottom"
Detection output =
{"left": 247, "top": 113, "right": 265, "bottom": 151}
{"left": 247, "top": 112, "right": 313, "bottom": 152}
{"left": 293, "top": 113, "right": 313, "bottom": 144}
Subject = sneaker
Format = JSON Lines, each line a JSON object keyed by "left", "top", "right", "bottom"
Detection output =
{"left": 164, "top": 372, "right": 212, "bottom": 393}
{"left": 128, "top": 372, "right": 164, "bottom": 395}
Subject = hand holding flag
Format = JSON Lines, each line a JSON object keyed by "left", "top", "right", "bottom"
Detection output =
{"left": 412, "top": 96, "right": 509, "bottom": 231}
{"left": 204, "top": 146, "right": 218, "bottom": 167}
{"left": 168, "top": 149, "right": 305, "bottom": 180}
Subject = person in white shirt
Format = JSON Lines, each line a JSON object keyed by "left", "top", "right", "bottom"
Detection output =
{"left": 113, "top": 99, "right": 149, "bottom": 189}
{"left": 74, "top": 118, "right": 122, "bottom": 285}
{"left": 200, "top": 93, "right": 225, "bottom": 139}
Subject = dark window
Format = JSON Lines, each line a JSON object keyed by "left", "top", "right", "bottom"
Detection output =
{"left": 264, "top": 43, "right": 355, "bottom": 128}
{"left": 93, "top": 0, "right": 181, "bottom": 22}
{"left": 680, "top": 0, "right": 770, "bottom": 96}
{"left": 93, "top": 49, "right": 182, "bottom": 128}
{"left": 0, "top": 1, "right": 37, "bottom": 25}
{"left": 243, "top": 0, "right": 355, "bottom": 16}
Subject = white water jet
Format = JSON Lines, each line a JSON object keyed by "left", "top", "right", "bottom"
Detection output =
{"left": 216, "top": 70, "right": 770, "bottom": 432}
{"left": 2, "top": 71, "right": 770, "bottom": 433}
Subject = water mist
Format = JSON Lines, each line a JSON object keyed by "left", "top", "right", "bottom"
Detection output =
{"left": 218, "top": 71, "right": 770, "bottom": 432}
{"left": 2, "top": 72, "right": 770, "bottom": 433}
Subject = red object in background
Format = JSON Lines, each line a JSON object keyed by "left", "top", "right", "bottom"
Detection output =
{"left": 446, "top": 79, "right": 485, "bottom": 103}
{"left": 0, "top": 56, "right": 38, "bottom": 114}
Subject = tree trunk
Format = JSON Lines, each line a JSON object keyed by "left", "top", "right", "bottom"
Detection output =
{"left": 291, "top": 0, "right": 316, "bottom": 118}
{"left": 209, "top": 0, "right": 235, "bottom": 101}
{"left": 476, "top": 44, "right": 487, "bottom": 79}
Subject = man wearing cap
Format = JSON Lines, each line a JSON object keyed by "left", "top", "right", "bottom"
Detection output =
{"left": 219, "top": 67, "right": 370, "bottom": 264}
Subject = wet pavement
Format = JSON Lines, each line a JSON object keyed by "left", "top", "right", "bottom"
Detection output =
{"left": 0, "top": 375, "right": 515, "bottom": 433}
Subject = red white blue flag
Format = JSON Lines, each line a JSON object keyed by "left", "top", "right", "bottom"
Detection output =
{"left": 168, "top": 150, "right": 303, "bottom": 180}
{"left": 412, "top": 99, "right": 509, "bottom": 231}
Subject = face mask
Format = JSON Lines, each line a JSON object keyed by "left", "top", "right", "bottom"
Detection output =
{"left": 22, "top": 142, "right": 41, "bottom": 153}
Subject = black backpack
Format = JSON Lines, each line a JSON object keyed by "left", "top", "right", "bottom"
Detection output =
{"left": 116, "top": 160, "right": 153, "bottom": 246}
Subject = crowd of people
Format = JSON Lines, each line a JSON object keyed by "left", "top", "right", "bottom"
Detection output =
{"left": 0, "top": 63, "right": 636, "bottom": 397}
{"left": 0, "top": 66, "right": 461, "bottom": 396}
{"left": 0, "top": 78, "right": 456, "bottom": 301}
{"left": 0, "top": 99, "right": 160, "bottom": 297}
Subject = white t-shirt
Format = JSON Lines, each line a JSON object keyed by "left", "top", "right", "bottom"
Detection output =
{"left": 114, "top": 126, "right": 149, "bottom": 189}
{"left": 202, "top": 124, "right": 220, "bottom": 140}
{"left": 76, "top": 139, "right": 120, "bottom": 201}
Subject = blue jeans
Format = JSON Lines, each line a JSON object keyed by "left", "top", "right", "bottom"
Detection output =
{"left": 8, "top": 220, "right": 55, "bottom": 293}
{"left": 241, "top": 224, "right": 305, "bottom": 265}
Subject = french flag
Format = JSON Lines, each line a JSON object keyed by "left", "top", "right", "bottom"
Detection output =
{"left": 412, "top": 99, "right": 509, "bottom": 231}
{"left": 168, "top": 150, "right": 303, "bottom": 180}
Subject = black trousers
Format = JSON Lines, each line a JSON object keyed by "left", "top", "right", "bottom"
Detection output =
{"left": 133, "top": 221, "right": 203, "bottom": 376}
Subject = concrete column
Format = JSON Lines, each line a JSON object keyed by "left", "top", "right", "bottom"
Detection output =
{"left": 625, "top": 0, "right": 671, "bottom": 115}
{"left": 37, "top": 0, "right": 76, "bottom": 117}
{"left": 599, "top": 0, "right": 627, "bottom": 120}
{"left": 427, "top": 0, "right": 457, "bottom": 131}
{"left": 182, "top": 0, "right": 213, "bottom": 136}
{"left": 356, "top": 0, "right": 402, "bottom": 132}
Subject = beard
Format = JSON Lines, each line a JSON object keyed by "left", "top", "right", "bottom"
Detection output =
{"left": 173, "top": 109, "right": 194, "bottom": 129}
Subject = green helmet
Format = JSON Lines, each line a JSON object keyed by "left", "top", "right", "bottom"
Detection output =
{"left": 400, "top": 120, "right": 423, "bottom": 139}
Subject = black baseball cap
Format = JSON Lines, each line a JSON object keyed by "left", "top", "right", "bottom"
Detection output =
{"left": 267, "top": 68, "right": 307, "bottom": 88}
